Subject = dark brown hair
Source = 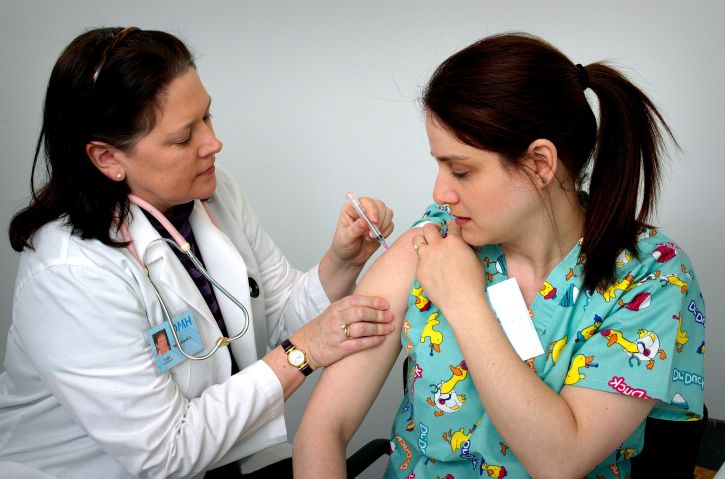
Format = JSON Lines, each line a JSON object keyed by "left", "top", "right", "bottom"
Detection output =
{"left": 9, "top": 27, "right": 195, "bottom": 252}
{"left": 423, "top": 32, "right": 675, "bottom": 291}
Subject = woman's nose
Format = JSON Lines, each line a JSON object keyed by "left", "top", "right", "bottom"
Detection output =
{"left": 199, "top": 123, "right": 223, "bottom": 157}
{"left": 432, "top": 173, "right": 457, "bottom": 205}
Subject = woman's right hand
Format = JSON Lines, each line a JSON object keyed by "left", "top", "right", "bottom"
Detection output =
{"left": 290, "top": 295, "right": 395, "bottom": 369}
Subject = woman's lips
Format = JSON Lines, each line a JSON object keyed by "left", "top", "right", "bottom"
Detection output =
{"left": 455, "top": 216, "right": 470, "bottom": 226}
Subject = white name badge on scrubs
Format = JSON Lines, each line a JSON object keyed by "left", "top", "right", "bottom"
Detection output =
{"left": 146, "top": 309, "right": 204, "bottom": 373}
{"left": 486, "top": 277, "right": 545, "bottom": 361}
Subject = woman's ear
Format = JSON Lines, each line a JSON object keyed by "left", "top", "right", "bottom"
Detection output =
{"left": 86, "top": 141, "right": 126, "bottom": 181}
{"left": 524, "top": 139, "right": 558, "bottom": 188}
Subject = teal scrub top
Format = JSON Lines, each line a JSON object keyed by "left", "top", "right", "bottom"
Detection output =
{"left": 385, "top": 204, "right": 705, "bottom": 479}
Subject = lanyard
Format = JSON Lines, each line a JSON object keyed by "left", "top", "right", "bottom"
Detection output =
{"left": 120, "top": 194, "right": 250, "bottom": 360}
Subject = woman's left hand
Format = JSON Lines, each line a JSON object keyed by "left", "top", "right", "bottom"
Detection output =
{"left": 328, "top": 195, "right": 394, "bottom": 268}
{"left": 412, "top": 221, "right": 485, "bottom": 312}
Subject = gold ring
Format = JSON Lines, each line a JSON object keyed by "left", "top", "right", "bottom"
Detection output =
{"left": 413, "top": 243, "right": 427, "bottom": 255}
{"left": 341, "top": 323, "right": 352, "bottom": 340}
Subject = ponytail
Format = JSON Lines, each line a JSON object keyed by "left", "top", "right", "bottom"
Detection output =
{"left": 582, "top": 63, "right": 677, "bottom": 291}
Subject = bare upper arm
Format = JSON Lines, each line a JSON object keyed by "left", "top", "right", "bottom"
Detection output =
{"left": 299, "top": 229, "right": 420, "bottom": 441}
{"left": 560, "top": 384, "right": 655, "bottom": 472}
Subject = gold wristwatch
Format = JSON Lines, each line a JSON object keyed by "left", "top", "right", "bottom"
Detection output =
{"left": 281, "top": 339, "right": 313, "bottom": 376}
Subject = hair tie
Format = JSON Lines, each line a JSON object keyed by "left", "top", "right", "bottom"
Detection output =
{"left": 576, "top": 63, "right": 589, "bottom": 90}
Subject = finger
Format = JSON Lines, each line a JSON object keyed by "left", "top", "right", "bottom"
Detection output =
{"left": 411, "top": 233, "right": 428, "bottom": 256}
{"left": 380, "top": 209, "right": 395, "bottom": 237}
{"left": 358, "top": 196, "right": 383, "bottom": 224}
{"left": 348, "top": 320, "right": 395, "bottom": 339}
{"left": 422, "top": 222, "right": 443, "bottom": 244}
{"left": 340, "top": 334, "right": 386, "bottom": 353}
{"left": 333, "top": 294, "right": 391, "bottom": 313}
{"left": 341, "top": 307, "right": 394, "bottom": 326}
{"left": 446, "top": 219, "right": 463, "bottom": 237}
{"left": 379, "top": 207, "right": 394, "bottom": 237}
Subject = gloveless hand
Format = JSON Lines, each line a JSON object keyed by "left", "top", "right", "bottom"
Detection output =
{"left": 328, "top": 196, "right": 394, "bottom": 268}
{"left": 292, "top": 294, "right": 395, "bottom": 369}
{"left": 411, "top": 221, "right": 485, "bottom": 314}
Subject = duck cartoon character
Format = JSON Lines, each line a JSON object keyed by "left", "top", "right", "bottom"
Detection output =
{"left": 427, "top": 361, "right": 468, "bottom": 416}
{"left": 565, "top": 354, "right": 599, "bottom": 385}
{"left": 480, "top": 459, "right": 508, "bottom": 478}
{"left": 412, "top": 284, "right": 431, "bottom": 312}
{"left": 539, "top": 281, "right": 557, "bottom": 300}
{"left": 600, "top": 275, "right": 635, "bottom": 302}
{"left": 673, "top": 313, "right": 689, "bottom": 352}
{"left": 600, "top": 328, "right": 666, "bottom": 369}
{"left": 547, "top": 335, "right": 568, "bottom": 364}
{"left": 575, "top": 315, "right": 603, "bottom": 343}
{"left": 420, "top": 312, "right": 443, "bottom": 356}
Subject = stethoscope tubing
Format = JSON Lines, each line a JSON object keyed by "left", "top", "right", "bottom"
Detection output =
{"left": 121, "top": 194, "right": 250, "bottom": 360}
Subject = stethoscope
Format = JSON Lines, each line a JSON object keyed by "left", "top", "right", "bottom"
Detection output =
{"left": 119, "top": 194, "right": 250, "bottom": 360}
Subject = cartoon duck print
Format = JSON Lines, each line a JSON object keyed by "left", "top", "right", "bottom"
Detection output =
{"left": 480, "top": 459, "right": 508, "bottom": 478}
{"left": 499, "top": 442, "right": 508, "bottom": 456}
{"left": 616, "top": 446, "right": 638, "bottom": 460}
{"left": 565, "top": 267, "right": 577, "bottom": 281}
{"left": 652, "top": 242, "right": 679, "bottom": 263}
{"left": 618, "top": 292, "right": 652, "bottom": 312}
{"left": 427, "top": 361, "right": 468, "bottom": 416}
{"left": 540, "top": 281, "right": 557, "bottom": 300}
{"left": 565, "top": 354, "right": 599, "bottom": 385}
{"left": 600, "top": 275, "right": 634, "bottom": 302}
{"left": 600, "top": 328, "right": 666, "bottom": 369}
{"left": 615, "top": 250, "right": 634, "bottom": 268}
{"left": 660, "top": 273, "right": 688, "bottom": 294}
{"left": 403, "top": 320, "right": 413, "bottom": 353}
{"left": 443, "top": 426, "right": 474, "bottom": 452}
{"left": 576, "top": 315, "right": 603, "bottom": 343}
{"left": 673, "top": 313, "right": 689, "bottom": 352}
{"left": 483, "top": 254, "right": 506, "bottom": 283}
{"left": 421, "top": 312, "right": 443, "bottom": 356}
{"left": 697, "top": 341, "right": 705, "bottom": 355}
{"left": 412, "top": 284, "right": 431, "bottom": 312}
{"left": 547, "top": 335, "right": 568, "bottom": 364}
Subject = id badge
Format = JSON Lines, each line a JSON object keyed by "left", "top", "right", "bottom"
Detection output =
{"left": 146, "top": 309, "right": 204, "bottom": 374}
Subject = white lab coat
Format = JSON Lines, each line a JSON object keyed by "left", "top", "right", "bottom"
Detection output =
{"left": 0, "top": 167, "right": 330, "bottom": 478}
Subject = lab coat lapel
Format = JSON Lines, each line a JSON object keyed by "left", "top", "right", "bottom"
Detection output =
{"left": 189, "top": 201, "right": 261, "bottom": 366}
{"left": 125, "top": 205, "right": 212, "bottom": 323}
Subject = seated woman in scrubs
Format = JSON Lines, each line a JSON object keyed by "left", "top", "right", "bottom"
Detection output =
{"left": 294, "top": 32, "right": 706, "bottom": 478}
{"left": 0, "top": 27, "right": 396, "bottom": 478}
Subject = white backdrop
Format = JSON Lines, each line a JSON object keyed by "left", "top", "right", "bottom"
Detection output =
{"left": 1, "top": 2, "right": 722, "bottom": 477}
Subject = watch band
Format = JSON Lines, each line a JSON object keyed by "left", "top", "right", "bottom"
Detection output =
{"left": 281, "top": 338, "right": 313, "bottom": 376}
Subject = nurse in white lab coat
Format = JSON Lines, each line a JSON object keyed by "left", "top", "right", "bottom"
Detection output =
{"left": 0, "top": 27, "right": 395, "bottom": 479}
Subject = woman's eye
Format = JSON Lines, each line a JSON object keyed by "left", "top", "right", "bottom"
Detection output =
{"left": 176, "top": 136, "right": 191, "bottom": 146}
{"left": 451, "top": 171, "right": 468, "bottom": 179}
{"left": 203, "top": 112, "right": 213, "bottom": 122}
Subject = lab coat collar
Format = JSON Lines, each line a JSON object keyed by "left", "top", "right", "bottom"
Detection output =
{"left": 189, "top": 201, "right": 264, "bottom": 364}
{"left": 124, "top": 204, "right": 213, "bottom": 331}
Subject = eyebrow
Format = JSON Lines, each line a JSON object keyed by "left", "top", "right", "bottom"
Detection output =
{"left": 431, "top": 152, "right": 470, "bottom": 162}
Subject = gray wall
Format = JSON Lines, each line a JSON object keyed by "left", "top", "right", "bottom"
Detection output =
{"left": 1, "top": 1, "right": 722, "bottom": 477}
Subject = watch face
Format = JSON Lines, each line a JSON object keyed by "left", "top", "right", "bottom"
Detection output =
{"left": 288, "top": 349, "right": 305, "bottom": 367}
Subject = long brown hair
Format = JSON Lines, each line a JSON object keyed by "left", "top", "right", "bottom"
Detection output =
{"left": 423, "top": 32, "right": 676, "bottom": 291}
{"left": 9, "top": 27, "right": 195, "bottom": 252}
